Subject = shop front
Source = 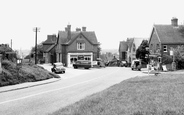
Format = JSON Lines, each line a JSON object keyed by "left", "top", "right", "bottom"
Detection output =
{"left": 67, "top": 52, "right": 93, "bottom": 67}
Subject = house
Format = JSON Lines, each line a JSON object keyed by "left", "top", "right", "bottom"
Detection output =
{"left": 43, "top": 25, "right": 99, "bottom": 67}
{"left": 119, "top": 38, "right": 144, "bottom": 64}
{"left": 148, "top": 17, "right": 184, "bottom": 64}
{"left": 42, "top": 34, "right": 57, "bottom": 64}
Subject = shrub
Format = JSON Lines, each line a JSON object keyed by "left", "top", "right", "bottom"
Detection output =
{"left": 162, "top": 54, "right": 173, "bottom": 65}
{"left": 0, "top": 60, "right": 60, "bottom": 87}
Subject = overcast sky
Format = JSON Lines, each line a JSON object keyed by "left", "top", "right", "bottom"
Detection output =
{"left": 1, "top": 0, "right": 184, "bottom": 51}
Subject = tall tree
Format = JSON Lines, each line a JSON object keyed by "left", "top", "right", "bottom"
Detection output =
{"left": 136, "top": 40, "right": 149, "bottom": 63}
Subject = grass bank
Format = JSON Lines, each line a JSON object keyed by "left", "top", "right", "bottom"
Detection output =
{"left": 0, "top": 60, "right": 60, "bottom": 87}
{"left": 51, "top": 73, "right": 184, "bottom": 115}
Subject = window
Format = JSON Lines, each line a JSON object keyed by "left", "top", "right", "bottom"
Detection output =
{"left": 77, "top": 43, "right": 85, "bottom": 50}
{"left": 163, "top": 45, "right": 167, "bottom": 52}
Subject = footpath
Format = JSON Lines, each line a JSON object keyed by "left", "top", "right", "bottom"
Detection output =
{"left": 0, "top": 78, "right": 61, "bottom": 93}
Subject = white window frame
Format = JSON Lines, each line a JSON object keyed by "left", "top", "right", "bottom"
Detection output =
{"left": 163, "top": 45, "right": 167, "bottom": 52}
{"left": 77, "top": 43, "right": 85, "bottom": 50}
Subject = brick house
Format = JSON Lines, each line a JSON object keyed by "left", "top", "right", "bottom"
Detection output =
{"left": 43, "top": 25, "right": 99, "bottom": 67}
{"left": 148, "top": 17, "right": 184, "bottom": 64}
{"left": 119, "top": 38, "right": 144, "bottom": 64}
{"left": 42, "top": 34, "right": 57, "bottom": 64}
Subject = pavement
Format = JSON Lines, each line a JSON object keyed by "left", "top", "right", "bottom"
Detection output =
{"left": 0, "top": 78, "right": 61, "bottom": 93}
{"left": 1, "top": 64, "right": 184, "bottom": 93}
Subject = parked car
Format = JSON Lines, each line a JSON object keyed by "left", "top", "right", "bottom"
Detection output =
{"left": 51, "top": 62, "right": 66, "bottom": 74}
{"left": 97, "top": 61, "right": 106, "bottom": 68}
{"left": 73, "top": 61, "right": 91, "bottom": 69}
{"left": 131, "top": 60, "right": 142, "bottom": 71}
{"left": 121, "top": 61, "right": 128, "bottom": 67}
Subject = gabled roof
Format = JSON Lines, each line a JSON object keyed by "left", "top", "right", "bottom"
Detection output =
{"left": 119, "top": 38, "right": 134, "bottom": 52}
{"left": 119, "top": 41, "right": 128, "bottom": 52}
{"left": 42, "top": 35, "right": 58, "bottom": 52}
{"left": 126, "top": 38, "right": 134, "bottom": 50}
{"left": 133, "top": 38, "right": 144, "bottom": 49}
{"left": 58, "top": 31, "right": 98, "bottom": 45}
{"left": 43, "top": 35, "right": 57, "bottom": 44}
{"left": 153, "top": 25, "right": 184, "bottom": 44}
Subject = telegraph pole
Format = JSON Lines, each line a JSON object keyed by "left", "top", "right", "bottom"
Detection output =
{"left": 11, "top": 39, "right": 12, "bottom": 49}
{"left": 33, "top": 27, "right": 40, "bottom": 64}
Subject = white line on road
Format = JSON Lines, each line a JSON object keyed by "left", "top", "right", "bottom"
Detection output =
{"left": 0, "top": 68, "right": 120, "bottom": 105}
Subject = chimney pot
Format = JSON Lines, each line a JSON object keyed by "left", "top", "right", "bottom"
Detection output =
{"left": 82, "top": 27, "right": 86, "bottom": 31}
{"left": 76, "top": 28, "right": 81, "bottom": 31}
{"left": 171, "top": 17, "right": 178, "bottom": 27}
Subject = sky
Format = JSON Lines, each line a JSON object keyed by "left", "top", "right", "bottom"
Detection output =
{"left": 1, "top": 0, "right": 184, "bottom": 51}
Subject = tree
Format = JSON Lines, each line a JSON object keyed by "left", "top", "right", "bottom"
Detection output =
{"left": 136, "top": 40, "right": 149, "bottom": 63}
{"left": 30, "top": 43, "right": 44, "bottom": 57}
{"left": 173, "top": 45, "right": 184, "bottom": 69}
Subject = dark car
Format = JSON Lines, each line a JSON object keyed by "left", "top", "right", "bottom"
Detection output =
{"left": 51, "top": 63, "right": 66, "bottom": 74}
{"left": 73, "top": 61, "right": 91, "bottom": 69}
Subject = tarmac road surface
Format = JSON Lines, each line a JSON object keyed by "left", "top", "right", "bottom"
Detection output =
{"left": 0, "top": 66, "right": 146, "bottom": 115}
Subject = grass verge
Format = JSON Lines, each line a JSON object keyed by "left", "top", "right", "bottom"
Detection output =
{"left": 0, "top": 60, "right": 60, "bottom": 87}
{"left": 50, "top": 73, "right": 184, "bottom": 115}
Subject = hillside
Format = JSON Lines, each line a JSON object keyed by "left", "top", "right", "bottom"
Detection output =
{"left": 101, "top": 49, "right": 118, "bottom": 54}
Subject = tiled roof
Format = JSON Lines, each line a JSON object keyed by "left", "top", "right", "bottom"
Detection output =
{"left": 154, "top": 25, "right": 184, "bottom": 44}
{"left": 126, "top": 38, "right": 134, "bottom": 50}
{"left": 58, "top": 31, "right": 98, "bottom": 45}
{"left": 119, "top": 41, "right": 128, "bottom": 52}
{"left": 43, "top": 35, "right": 57, "bottom": 44}
{"left": 133, "top": 38, "right": 144, "bottom": 49}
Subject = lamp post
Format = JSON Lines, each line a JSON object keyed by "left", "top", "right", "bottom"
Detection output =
{"left": 146, "top": 47, "right": 150, "bottom": 75}
{"left": 33, "top": 27, "right": 40, "bottom": 64}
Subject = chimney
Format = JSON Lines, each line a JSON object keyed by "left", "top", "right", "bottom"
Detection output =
{"left": 67, "top": 25, "right": 71, "bottom": 40}
{"left": 171, "top": 17, "right": 178, "bottom": 27}
{"left": 65, "top": 27, "right": 68, "bottom": 31}
{"left": 76, "top": 28, "right": 81, "bottom": 31}
{"left": 82, "top": 27, "right": 86, "bottom": 31}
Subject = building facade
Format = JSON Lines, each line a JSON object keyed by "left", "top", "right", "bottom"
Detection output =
{"left": 149, "top": 17, "right": 184, "bottom": 64}
{"left": 43, "top": 25, "right": 99, "bottom": 67}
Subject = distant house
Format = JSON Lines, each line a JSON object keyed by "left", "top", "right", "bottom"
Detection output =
{"left": 119, "top": 38, "right": 144, "bottom": 63}
{"left": 148, "top": 17, "right": 184, "bottom": 64}
{"left": 42, "top": 34, "right": 57, "bottom": 64}
{"left": 0, "top": 44, "right": 16, "bottom": 61}
{"left": 43, "top": 25, "right": 99, "bottom": 67}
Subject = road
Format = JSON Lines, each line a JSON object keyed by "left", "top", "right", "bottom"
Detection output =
{"left": 0, "top": 67, "right": 146, "bottom": 115}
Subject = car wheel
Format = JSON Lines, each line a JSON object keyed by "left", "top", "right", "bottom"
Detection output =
{"left": 85, "top": 68, "right": 89, "bottom": 69}
{"left": 74, "top": 66, "right": 77, "bottom": 69}
{"left": 63, "top": 71, "right": 65, "bottom": 73}
{"left": 51, "top": 68, "right": 55, "bottom": 72}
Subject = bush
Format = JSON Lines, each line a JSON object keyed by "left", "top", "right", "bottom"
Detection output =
{"left": 162, "top": 54, "right": 173, "bottom": 65}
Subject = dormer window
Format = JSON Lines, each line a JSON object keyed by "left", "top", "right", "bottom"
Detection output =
{"left": 77, "top": 43, "right": 85, "bottom": 50}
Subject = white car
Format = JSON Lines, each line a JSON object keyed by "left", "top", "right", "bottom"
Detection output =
{"left": 51, "top": 63, "right": 66, "bottom": 74}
